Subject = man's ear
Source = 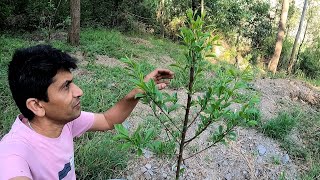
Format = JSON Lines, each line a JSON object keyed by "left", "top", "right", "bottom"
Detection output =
{"left": 26, "top": 98, "right": 45, "bottom": 117}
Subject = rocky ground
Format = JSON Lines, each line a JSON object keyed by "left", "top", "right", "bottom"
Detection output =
{"left": 118, "top": 78, "right": 319, "bottom": 180}
{"left": 71, "top": 40, "right": 320, "bottom": 180}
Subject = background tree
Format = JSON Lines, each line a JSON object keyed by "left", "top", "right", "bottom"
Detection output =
{"left": 268, "top": 0, "right": 290, "bottom": 73}
{"left": 287, "top": 0, "right": 308, "bottom": 74}
{"left": 68, "top": 0, "right": 80, "bottom": 46}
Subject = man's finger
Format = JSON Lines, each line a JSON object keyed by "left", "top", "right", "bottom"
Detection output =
{"left": 156, "top": 69, "right": 174, "bottom": 75}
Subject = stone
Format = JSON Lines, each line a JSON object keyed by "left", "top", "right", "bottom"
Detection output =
{"left": 145, "top": 163, "right": 152, "bottom": 170}
{"left": 162, "top": 173, "right": 168, "bottom": 178}
{"left": 222, "top": 161, "right": 228, "bottom": 166}
{"left": 123, "top": 121, "right": 131, "bottom": 129}
{"left": 256, "top": 156, "right": 263, "bottom": 164}
{"left": 147, "top": 169, "right": 154, "bottom": 176}
{"left": 141, "top": 167, "right": 147, "bottom": 173}
{"left": 224, "top": 173, "right": 232, "bottom": 180}
{"left": 255, "top": 169, "right": 262, "bottom": 177}
{"left": 282, "top": 154, "right": 290, "bottom": 164}
{"left": 143, "top": 149, "right": 153, "bottom": 159}
{"left": 257, "top": 145, "right": 267, "bottom": 156}
{"left": 242, "top": 170, "right": 250, "bottom": 179}
{"left": 143, "top": 172, "right": 152, "bottom": 180}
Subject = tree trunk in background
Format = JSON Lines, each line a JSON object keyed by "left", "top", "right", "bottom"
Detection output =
{"left": 192, "top": 0, "right": 201, "bottom": 17}
{"left": 297, "top": 8, "right": 312, "bottom": 62}
{"left": 157, "top": 0, "right": 165, "bottom": 38}
{"left": 68, "top": 0, "right": 80, "bottom": 46}
{"left": 201, "top": 0, "right": 204, "bottom": 15}
{"left": 268, "top": 0, "right": 290, "bottom": 73}
{"left": 287, "top": 0, "right": 308, "bottom": 74}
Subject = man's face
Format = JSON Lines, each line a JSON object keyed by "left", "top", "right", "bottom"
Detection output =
{"left": 41, "top": 70, "right": 83, "bottom": 123}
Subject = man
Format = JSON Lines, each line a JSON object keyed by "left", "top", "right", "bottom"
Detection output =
{"left": 0, "top": 45, "right": 174, "bottom": 180}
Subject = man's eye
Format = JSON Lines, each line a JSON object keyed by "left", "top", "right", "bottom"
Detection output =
{"left": 65, "top": 83, "right": 71, "bottom": 89}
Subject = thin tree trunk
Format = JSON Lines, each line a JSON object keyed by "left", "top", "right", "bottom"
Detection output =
{"left": 68, "top": 0, "right": 80, "bottom": 46}
{"left": 288, "top": 0, "right": 308, "bottom": 74}
{"left": 201, "top": 0, "right": 204, "bottom": 15}
{"left": 175, "top": 52, "right": 195, "bottom": 180}
{"left": 268, "top": 0, "right": 290, "bottom": 73}
{"left": 156, "top": 0, "right": 165, "bottom": 38}
{"left": 235, "top": 28, "right": 241, "bottom": 68}
{"left": 296, "top": 16, "right": 310, "bottom": 66}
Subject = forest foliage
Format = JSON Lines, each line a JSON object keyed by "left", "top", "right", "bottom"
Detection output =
{"left": 0, "top": 0, "right": 319, "bottom": 78}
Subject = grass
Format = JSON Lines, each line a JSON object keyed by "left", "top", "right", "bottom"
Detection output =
{"left": 260, "top": 109, "right": 320, "bottom": 179}
{"left": 0, "top": 29, "right": 186, "bottom": 179}
{"left": 262, "top": 111, "right": 299, "bottom": 140}
{"left": 75, "top": 132, "right": 129, "bottom": 179}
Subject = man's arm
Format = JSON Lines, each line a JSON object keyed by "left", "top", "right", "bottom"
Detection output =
{"left": 0, "top": 155, "right": 32, "bottom": 180}
{"left": 88, "top": 68, "right": 174, "bottom": 131}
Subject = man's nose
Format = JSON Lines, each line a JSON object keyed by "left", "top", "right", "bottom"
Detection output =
{"left": 72, "top": 83, "right": 83, "bottom": 97}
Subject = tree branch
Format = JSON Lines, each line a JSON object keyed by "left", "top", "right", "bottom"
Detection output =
{"left": 151, "top": 106, "right": 180, "bottom": 144}
{"left": 184, "top": 117, "right": 214, "bottom": 146}
{"left": 187, "top": 107, "right": 203, "bottom": 129}
{"left": 150, "top": 97, "right": 182, "bottom": 133}
{"left": 183, "top": 126, "right": 235, "bottom": 161}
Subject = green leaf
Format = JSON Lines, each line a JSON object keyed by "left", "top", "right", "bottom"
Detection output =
{"left": 218, "top": 125, "right": 223, "bottom": 134}
{"left": 135, "top": 93, "right": 145, "bottom": 99}
{"left": 114, "top": 124, "right": 129, "bottom": 137}
{"left": 168, "top": 103, "right": 180, "bottom": 113}
{"left": 228, "top": 131, "right": 237, "bottom": 141}
{"left": 247, "top": 120, "right": 258, "bottom": 126}
{"left": 137, "top": 148, "right": 143, "bottom": 156}
{"left": 220, "top": 138, "right": 227, "bottom": 146}
{"left": 121, "top": 142, "right": 132, "bottom": 150}
{"left": 211, "top": 35, "right": 220, "bottom": 42}
{"left": 170, "top": 63, "right": 183, "bottom": 70}
{"left": 113, "top": 134, "right": 130, "bottom": 141}
{"left": 206, "top": 54, "right": 216, "bottom": 58}
{"left": 145, "top": 129, "right": 154, "bottom": 142}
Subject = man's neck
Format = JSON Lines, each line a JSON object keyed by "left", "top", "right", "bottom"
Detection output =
{"left": 28, "top": 117, "right": 65, "bottom": 138}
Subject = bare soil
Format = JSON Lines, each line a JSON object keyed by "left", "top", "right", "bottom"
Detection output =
{"left": 119, "top": 79, "right": 319, "bottom": 180}
{"left": 70, "top": 51, "right": 320, "bottom": 179}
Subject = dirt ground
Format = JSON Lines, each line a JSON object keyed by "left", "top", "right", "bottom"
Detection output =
{"left": 70, "top": 49, "right": 320, "bottom": 179}
{"left": 119, "top": 78, "right": 319, "bottom": 180}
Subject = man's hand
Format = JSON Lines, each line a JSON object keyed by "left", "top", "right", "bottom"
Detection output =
{"left": 144, "top": 68, "right": 174, "bottom": 90}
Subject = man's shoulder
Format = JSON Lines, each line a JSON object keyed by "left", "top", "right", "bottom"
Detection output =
{"left": 0, "top": 137, "right": 31, "bottom": 159}
{"left": 0, "top": 122, "right": 32, "bottom": 159}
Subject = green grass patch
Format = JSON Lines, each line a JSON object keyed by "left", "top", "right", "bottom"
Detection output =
{"left": 262, "top": 111, "right": 299, "bottom": 139}
{"left": 260, "top": 110, "right": 320, "bottom": 179}
{"left": 75, "top": 132, "right": 128, "bottom": 179}
{"left": 300, "top": 164, "right": 320, "bottom": 180}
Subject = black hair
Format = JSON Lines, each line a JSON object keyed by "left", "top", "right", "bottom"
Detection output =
{"left": 8, "top": 45, "right": 77, "bottom": 120}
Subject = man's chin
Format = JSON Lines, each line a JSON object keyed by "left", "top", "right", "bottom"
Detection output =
{"left": 71, "top": 110, "right": 82, "bottom": 121}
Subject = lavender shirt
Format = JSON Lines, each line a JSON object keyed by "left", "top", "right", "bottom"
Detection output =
{"left": 0, "top": 111, "right": 94, "bottom": 180}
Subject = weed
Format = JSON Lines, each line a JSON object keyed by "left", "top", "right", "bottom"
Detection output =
{"left": 262, "top": 111, "right": 300, "bottom": 140}
{"left": 272, "top": 155, "right": 281, "bottom": 165}
{"left": 279, "top": 171, "right": 287, "bottom": 180}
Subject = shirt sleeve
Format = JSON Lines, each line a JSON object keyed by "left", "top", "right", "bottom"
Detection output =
{"left": 0, "top": 155, "right": 32, "bottom": 180}
{"left": 70, "top": 111, "right": 95, "bottom": 138}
